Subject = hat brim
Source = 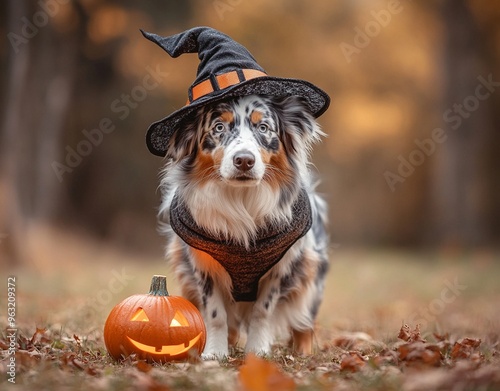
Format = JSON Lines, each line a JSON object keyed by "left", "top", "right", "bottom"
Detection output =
{"left": 146, "top": 76, "right": 330, "bottom": 157}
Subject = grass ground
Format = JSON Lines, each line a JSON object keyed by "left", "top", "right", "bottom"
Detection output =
{"left": 1, "top": 227, "right": 499, "bottom": 390}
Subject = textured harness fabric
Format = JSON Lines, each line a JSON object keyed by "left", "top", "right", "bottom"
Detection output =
{"left": 170, "top": 190, "right": 313, "bottom": 302}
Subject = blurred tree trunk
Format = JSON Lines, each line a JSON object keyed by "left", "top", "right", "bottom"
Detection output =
{"left": 431, "top": 0, "right": 495, "bottom": 248}
{"left": 0, "top": 0, "right": 31, "bottom": 266}
{"left": 0, "top": 0, "right": 83, "bottom": 266}
{"left": 33, "top": 16, "right": 79, "bottom": 222}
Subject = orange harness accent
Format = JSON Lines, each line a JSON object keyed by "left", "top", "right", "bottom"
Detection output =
{"left": 187, "top": 69, "right": 267, "bottom": 104}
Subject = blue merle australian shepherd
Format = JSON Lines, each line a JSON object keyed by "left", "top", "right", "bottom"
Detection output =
{"left": 158, "top": 94, "right": 329, "bottom": 358}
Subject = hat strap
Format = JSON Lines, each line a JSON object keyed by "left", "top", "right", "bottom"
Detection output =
{"left": 187, "top": 69, "right": 267, "bottom": 104}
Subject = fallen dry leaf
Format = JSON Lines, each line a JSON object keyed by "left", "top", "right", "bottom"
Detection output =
{"left": 239, "top": 353, "right": 295, "bottom": 391}
{"left": 135, "top": 360, "right": 153, "bottom": 373}
{"left": 450, "top": 338, "right": 482, "bottom": 360}
{"left": 397, "top": 325, "right": 445, "bottom": 368}
{"left": 398, "top": 324, "right": 412, "bottom": 341}
{"left": 340, "top": 351, "right": 366, "bottom": 372}
{"left": 433, "top": 332, "right": 450, "bottom": 342}
{"left": 370, "top": 348, "right": 398, "bottom": 368}
{"left": 30, "top": 327, "right": 51, "bottom": 345}
{"left": 398, "top": 324, "right": 425, "bottom": 343}
{"left": 85, "top": 365, "right": 102, "bottom": 377}
{"left": 332, "top": 331, "right": 373, "bottom": 350}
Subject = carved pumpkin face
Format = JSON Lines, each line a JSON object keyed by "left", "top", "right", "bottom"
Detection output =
{"left": 104, "top": 275, "right": 206, "bottom": 362}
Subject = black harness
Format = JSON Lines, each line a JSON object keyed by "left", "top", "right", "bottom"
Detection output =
{"left": 169, "top": 190, "right": 312, "bottom": 301}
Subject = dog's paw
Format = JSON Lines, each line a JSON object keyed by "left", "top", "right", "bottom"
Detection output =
{"left": 244, "top": 338, "right": 272, "bottom": 357}
{"left": 201, "top": 352, "right": 226, "bottom": 361}
{"left": 244, "top": 344, "right": 271, "bottom": 357}
{"left": 245, "top": 349, "right": 271, "bottom": 358}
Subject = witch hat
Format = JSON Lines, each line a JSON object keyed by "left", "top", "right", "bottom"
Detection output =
{"left": 141, "top": 27, "right": 330, "bottom": 157}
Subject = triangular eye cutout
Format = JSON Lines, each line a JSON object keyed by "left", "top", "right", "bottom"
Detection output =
{"left": 131, "top": 308, "right": 150, "bottom": 322}
{"left": 169, "top": 310, "right": 189, "bottom": 327}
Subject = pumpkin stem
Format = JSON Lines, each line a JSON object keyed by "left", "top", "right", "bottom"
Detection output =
{"left": 148, "top": 275, "right": 170, "bottom": 296}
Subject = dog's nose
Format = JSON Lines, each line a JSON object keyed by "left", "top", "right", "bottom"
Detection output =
{"left": 233, "top": 151, "right": 255, "bottom": 172}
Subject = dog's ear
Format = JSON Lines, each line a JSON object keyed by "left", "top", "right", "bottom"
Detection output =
{"left": 164, "top": 112, "right": 201, "bottom": 162}
{"left": 272, "top": 96, "right": 325, "bottom": 155}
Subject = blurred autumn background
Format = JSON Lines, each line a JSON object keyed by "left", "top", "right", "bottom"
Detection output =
{"left": 1, "top": 1, "right": 500, "bottom": 389}
{"left": 1, "top": 0, "right": 500, "bottom": 268}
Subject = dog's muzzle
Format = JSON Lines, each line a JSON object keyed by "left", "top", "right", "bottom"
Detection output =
{"left": 233, "top": 150, "right": 255, "bottom": 172}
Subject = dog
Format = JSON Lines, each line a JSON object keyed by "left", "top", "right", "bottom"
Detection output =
{"left": 158, "top": 94, "right": 329, "bottom": 358}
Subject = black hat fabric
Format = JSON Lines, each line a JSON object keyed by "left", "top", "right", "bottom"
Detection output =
{"left": 141, "top": 27, "right": 330, "bottom": 157}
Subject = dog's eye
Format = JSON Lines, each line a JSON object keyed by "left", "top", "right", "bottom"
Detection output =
{"left": 258, "top": 124, "right": 269, "bottom": 133}
{"left": 213, "top": 122, "right": 226, "bottom": 134}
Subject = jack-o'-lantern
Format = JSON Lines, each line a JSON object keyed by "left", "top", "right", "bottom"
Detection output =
{"left": 104, "top": 275, "right": 206, "bottom": 362}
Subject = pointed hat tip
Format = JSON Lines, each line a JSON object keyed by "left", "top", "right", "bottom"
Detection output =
{"left": 140, "top": 29, "right": 158, "bottom": 42}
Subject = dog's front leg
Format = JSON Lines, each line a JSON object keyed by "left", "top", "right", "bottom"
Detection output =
{"left": 245, "top": 283, "right": 280, "bottom": 355}
{"left": 201, "top": 287, "right": 229, "bottom": 360}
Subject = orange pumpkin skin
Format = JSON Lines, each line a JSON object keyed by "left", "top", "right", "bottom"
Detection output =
{"left": 104, "top": 275, "right": 206, "bottom": 363}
